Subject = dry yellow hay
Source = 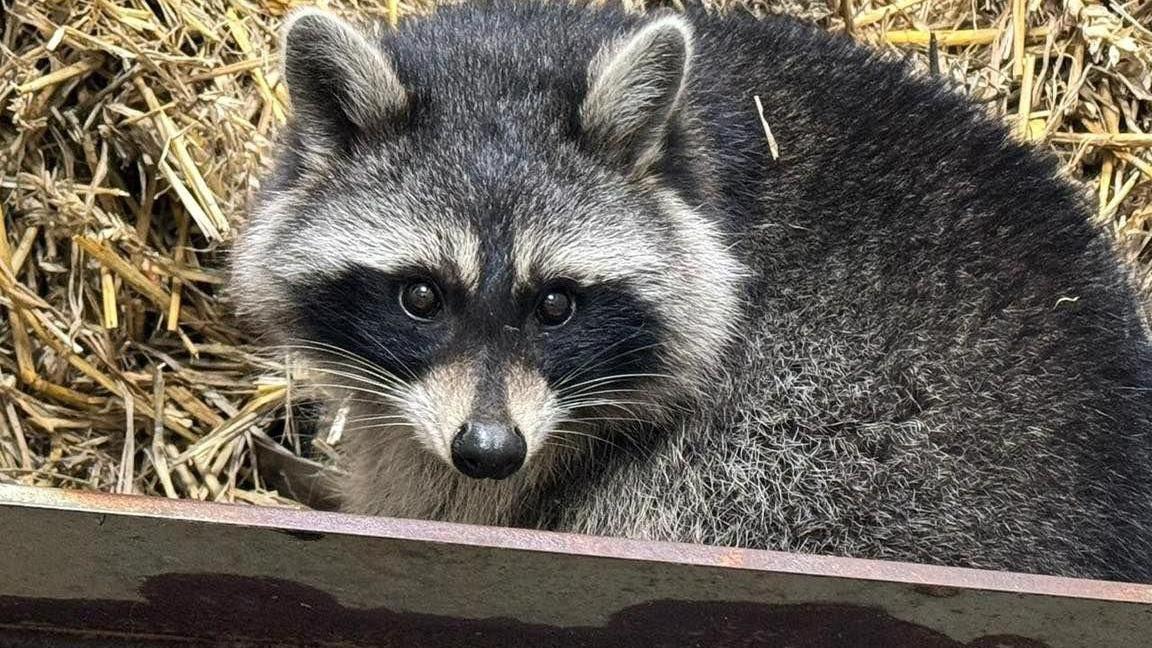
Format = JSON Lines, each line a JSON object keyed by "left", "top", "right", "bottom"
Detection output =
{"left": 0, "top": 0, "right": 1149, "bottom": 508}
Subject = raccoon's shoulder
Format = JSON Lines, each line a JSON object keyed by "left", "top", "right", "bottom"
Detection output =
{"left": 684, "top": 10, "right": 1083, "bottom": 234}
{"left": 683, "top": 10, "right": 1008, "bottom": 155}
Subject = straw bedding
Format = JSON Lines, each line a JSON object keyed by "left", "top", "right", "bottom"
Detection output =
{"left": 0, "top": 0, "right": 1149, "bottom": 507}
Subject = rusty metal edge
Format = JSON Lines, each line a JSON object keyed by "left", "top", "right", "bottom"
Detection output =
{"left": 3, "top": 483, "right": 1150, "bottom": 605}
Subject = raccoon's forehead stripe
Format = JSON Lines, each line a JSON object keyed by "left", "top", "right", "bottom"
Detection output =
{"left": 511, "top": 223, "right": 663, "bottom": 288}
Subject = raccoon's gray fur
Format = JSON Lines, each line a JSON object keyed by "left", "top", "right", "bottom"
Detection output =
{"left": 228, "top": 0, "right": 1152, "bottom": 583}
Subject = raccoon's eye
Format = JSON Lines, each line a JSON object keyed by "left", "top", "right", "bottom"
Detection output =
{"left": 536, "top": 289, "right": 575, "bottom": 327}
{"left": 400, "top": 281, "right": 441, "bottom": 320}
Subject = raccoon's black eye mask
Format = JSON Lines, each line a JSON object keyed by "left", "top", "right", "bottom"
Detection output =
{"left": 290, "top": 263, "right": 666, "bottom": 389}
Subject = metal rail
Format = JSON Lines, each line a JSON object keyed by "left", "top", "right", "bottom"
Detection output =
{"left": 1, "top": 484, "right": 1149, "bottom": 646}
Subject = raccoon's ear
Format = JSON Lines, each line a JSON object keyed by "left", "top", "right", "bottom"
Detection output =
{"left": 280, "top": 8, "right": 408, "bottom": 158}
{"left": 579, "top": 15, "right": 692, "bottom": 174}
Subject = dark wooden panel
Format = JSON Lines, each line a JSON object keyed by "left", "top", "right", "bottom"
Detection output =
{"left": 1, "top": 485, "right": 1149, "bottom": 646}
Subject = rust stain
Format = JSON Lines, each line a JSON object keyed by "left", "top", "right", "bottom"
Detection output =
{"left": 717, "top": 549, "right": 746, "bottom": 568}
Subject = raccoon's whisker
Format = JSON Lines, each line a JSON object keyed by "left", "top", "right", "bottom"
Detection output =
{"left": 559, "top": 406, "right": 648, "bottom": 417}
{"left": 557, "top": 415, "right": 650, "bottom": 425}
{"left": 558, "top": 418, "right": 650, "bottom": 450}
{"left": 302, "top": 362, "right": 404, "bottom": 390}
{"left": 304, "top": 382, "right": 408, "bottom": 404}
{"left": 300, "top": 366, "right": 408, "bottom": 400}
{"left": 559, "top": 371, "right": 668, "bottom": 385}
{"left": 549, "top": 428, "right": 632, "bottom": 455}
{"left": 564, "top": 422, "right": 654, "bottom": 451}
{"left": 342, "top": 414, "right": 408, "bottom": 424}
{"left": 555, "top": 350, "right": 668, "bottom": 392}
{"left": 557, "top": 392, "right": 652, "bottom": 412}
{"left": 566, "top": 386, "right": 649, "bottom": 396}
{"left": 341, "top": 419, "right": 410, "bottom": 431}
{"left": 277, "top": 341, "right": 410, "bottom": 389}
{"left": 289, "top": 326, "right": 415, "bottom": 382}
{"left": 276, "top": 339, "right": 385, "bottom": 370}
{"left": 331, "top": 397, "right": 417, "bottom": 410}
{"left": 554, "top": 333, "right": 658, "bottom": 388}
{"left": 558, "top": 396, "right": 650, "bottom": 407}
{"left": 340, "top": 422, "right": 417, "bottom": 434}
{"left": 557, "top": 363, "right": 670, "bottom": 400}
{"left": 363, "top": 336, "right": 419, "bottom": 381}
{"left": 542, "top": 439, "right": 579, "bottom": 452}
{"left": 306, "top": 359, "right": 409, "bottom": 391}
{"left": 287, "top": 325, "right": 414, "bottom": 382}
{"left": 279, "top": 358, "right": 408, "bottom": 398}
{"left": 575, "top": 339, "right": 667, "bottom": 371}
{"left": 559, "top": 378, "right": 670, "bottom": 398}
{"left": 279, "top": 338, "right": 410, "bottom": 384}
{"left": 341, "top": 422, "right": 414, "bottom": 433}
{"left": 548, "top": 428, "right": 602, "bottom": 440}
{"left": 554, "top": 332, "right": 643, "bottom": 387}
{"left": 556, "top": 388, "right": 651, "bottom": 403}
{"left": 564, "top": 405, "right": 646, "bottom": 426}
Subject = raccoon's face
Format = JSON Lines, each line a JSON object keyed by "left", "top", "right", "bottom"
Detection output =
{"left": 230, "top": 7, "right": 744, "bottom": 480}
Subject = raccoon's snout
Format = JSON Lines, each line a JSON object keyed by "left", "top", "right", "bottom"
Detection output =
{"left": 450, "top": 421, "right": 527, "bottom": 480}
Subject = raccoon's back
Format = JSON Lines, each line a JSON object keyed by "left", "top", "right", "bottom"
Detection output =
{"left": 550, "top": 13, "right": 1152, "bottom": 581}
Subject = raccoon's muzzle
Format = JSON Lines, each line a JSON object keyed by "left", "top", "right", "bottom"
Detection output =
{"left": 450, "top": 421, "right": 527, "bottom": 479}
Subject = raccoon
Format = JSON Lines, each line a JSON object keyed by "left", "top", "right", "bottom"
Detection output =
{"left": 228, "top": 0, "right": 1152, "bottom": 582}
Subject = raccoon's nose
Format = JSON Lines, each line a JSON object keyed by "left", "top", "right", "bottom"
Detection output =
{"left": 450, "top": 422, "right": 526, "bottom": 480}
